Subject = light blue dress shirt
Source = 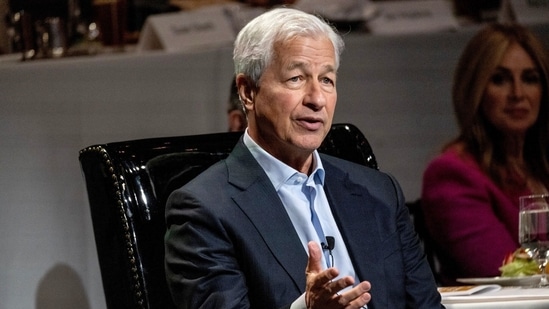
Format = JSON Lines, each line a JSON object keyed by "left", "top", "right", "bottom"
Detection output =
{"left": 243, "top": 131, "right": 362, "bottom": 308}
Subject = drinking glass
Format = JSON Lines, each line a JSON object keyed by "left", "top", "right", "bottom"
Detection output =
{"left": 519, "top": 194, "right": 549, "bottom": 287}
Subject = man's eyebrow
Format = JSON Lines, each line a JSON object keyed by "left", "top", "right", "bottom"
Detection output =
{"left": 286, "top": 62, "right": 335, "bottom": 73}
{"left": 322, "top": 64, "right": 336, "bottom": 74}
{"left": 286, "top": 61, "right": 307, "bottom": 71}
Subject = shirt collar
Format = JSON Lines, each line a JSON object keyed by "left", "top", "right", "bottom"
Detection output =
{"left": 243, "top": 130, "right": 325, "bottom": 190}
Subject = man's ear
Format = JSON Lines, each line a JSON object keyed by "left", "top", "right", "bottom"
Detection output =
{"left": 236, "top": 74, "right": 255, "bottom": 109}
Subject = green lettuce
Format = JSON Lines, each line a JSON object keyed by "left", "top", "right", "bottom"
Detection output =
{"left": 499, "top": 258, "right": 540, "bottom": 277}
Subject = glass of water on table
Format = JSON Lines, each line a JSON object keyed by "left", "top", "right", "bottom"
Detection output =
{"left": 519, "top": 194, "right": 549, "bottom": 287}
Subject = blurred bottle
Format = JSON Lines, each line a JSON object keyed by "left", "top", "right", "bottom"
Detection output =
{"left": 35, "top": 16, "right": 68, "bottom": 58}
{"left": 7, "top": 0, "right": 68, "bottom": 59}
{"left": 7, "top": 10, "right": 37, "bottom": 60}
{"left": 92, "top": 0, "right": 127, "bottom": 51}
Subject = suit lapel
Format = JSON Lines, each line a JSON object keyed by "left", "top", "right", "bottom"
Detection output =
{"left": 227, "top": 141, "right": 308, "bottom": 293}
{"left": 321, "top": 158, "right": 385, "bottom": 284}
{"left": 224, "top": 143, "right": 390, "bottom": 296}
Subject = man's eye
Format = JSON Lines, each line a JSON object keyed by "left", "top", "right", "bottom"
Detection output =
{"left": 321, "top": 77, "right": 334, "bottom": 85}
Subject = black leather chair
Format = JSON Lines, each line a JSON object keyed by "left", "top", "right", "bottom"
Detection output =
{"left": 79, "top": 123, "right": 378, "bottom": 309}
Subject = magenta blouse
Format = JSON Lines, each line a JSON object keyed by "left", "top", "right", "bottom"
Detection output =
{"left": 421, "top": 148, "right": 530, "bottom": 284}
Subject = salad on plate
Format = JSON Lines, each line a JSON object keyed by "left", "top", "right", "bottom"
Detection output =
{"left": 499, "top": 248, "right": 541, "bottom": 277}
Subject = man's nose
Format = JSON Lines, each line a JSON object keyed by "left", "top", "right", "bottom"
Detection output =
{"left": 304, "top": 81, "right": 327, "bottom": 109}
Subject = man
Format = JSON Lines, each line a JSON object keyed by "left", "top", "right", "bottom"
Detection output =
{"left": 165, "top": 7, "right": 443, "bottom": 309}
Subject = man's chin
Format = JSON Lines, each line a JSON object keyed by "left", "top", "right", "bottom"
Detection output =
{"left": 295, "top": 135, "right": 325, "bottom": 151}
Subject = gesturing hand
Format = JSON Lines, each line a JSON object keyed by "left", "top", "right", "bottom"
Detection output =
{"left": 305, "top": 241, "right": 371, "bottom": 309}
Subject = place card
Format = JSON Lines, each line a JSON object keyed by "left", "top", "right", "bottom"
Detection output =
{"left": 367, "top": 0, "right": 459, "bottom": 35}
{"left": 137, "top": 4, "right": 236, "bottom": 53}
{"left": 439, "top": 284, "right": 501, "bottom": 297}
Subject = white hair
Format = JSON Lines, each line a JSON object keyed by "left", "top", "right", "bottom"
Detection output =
{"left": 233, "top": 7, "right": 345, "bottom": 86}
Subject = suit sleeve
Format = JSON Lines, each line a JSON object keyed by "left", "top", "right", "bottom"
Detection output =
{"left": 387, "top": 173, "right": 444, "bottom": 308}
{"left": 165, "top": 188, "right": 252, "bottom": 309}
{"left": 165, "top": 186, "right": 296, "bottom": 309}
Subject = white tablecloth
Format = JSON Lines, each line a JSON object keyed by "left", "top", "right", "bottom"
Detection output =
{"left": 442, "top": 287, "right": 549, "bottom": 309}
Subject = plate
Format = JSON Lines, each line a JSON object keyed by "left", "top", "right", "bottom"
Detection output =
{"left": 456, "top": 275, "right": 542, "bottom": 286}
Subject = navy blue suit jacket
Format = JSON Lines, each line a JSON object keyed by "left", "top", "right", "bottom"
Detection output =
{"left": 165, "top": 139, "right": 443, "bottom": 309}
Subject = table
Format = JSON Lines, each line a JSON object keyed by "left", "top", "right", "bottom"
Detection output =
{"left": 442, "top": 287, "right": 549, "bottom": 308}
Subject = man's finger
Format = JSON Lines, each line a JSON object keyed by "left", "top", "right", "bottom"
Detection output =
{"left": 305, "top": 241, "right": 323, "bottom": 275}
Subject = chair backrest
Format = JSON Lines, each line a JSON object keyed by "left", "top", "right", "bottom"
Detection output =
{"left": 78, "top": 123, "right": 378, "bottom": 309}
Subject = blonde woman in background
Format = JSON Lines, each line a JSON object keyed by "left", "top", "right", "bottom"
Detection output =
{"left": 421, "top": 23, "right": 549, "bottom": 285}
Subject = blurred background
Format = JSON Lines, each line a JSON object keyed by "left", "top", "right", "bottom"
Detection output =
{"left": 0, "top": 0, "right": 533, "bottom": 59}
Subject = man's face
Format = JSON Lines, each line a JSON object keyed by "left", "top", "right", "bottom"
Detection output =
{"left": 246, "top": 36, "right": 337, "bottom": 163}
